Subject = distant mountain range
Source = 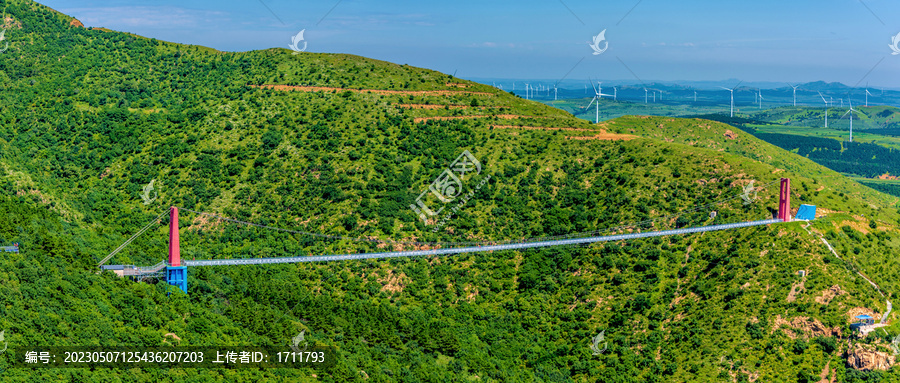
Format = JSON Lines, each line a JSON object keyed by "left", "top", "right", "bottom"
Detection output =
{"left": 469, "top": 76, "right": 898, "bottom": 108}
{"left": 468, "top": 78, "right": 898, "bottom": 93}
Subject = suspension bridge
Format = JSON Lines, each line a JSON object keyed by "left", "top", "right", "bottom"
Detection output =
{"left": 100, "top": 178, "right": 799, "bottom": 294}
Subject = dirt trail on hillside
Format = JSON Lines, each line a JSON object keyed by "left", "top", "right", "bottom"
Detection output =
{"left": 491, "top": 125, "right": 599, "bottom": 132}
{"left": 413, "top": 115, "right": 545, "bottom": 123}
{"left": 252, "top": 84, "right": 493, "bottom": 96}
{"left": 565, "top": 134, "right": 637, "bottom": 141}
{"left": 396, "top": 104, "right": 501, "bottom": 110}
{"left": 491, "top": 125, "right": 635, "bottom": 140}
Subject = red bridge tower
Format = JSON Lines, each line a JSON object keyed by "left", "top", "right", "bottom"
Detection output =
{"left": 165, "top": 206, "right": 187, "bottom": 294}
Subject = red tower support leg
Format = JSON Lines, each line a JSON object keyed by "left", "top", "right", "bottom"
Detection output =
{"left": 168, "top": 206, "right": 181, "bottom": 266}
{"left": 778, "top": 178, "right": 791, "bottom": 222}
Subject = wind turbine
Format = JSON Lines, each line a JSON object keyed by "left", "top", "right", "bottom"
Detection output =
{"left": 613, "top": 87, "right": 617, "bottom": 101}
{"left": 719, "top": 81, "right": 742, "bottom": 117}
{"left": 758, "top": 88, "right": 763, "bottom": 109}
{"left": 841, "top": 99, "right": 857, "bottom": 142}
{"left": 597, "top": 81, "right": 615, "bottom": 100}
{"left": 818, "top": 91, "right": 829, "bottom": 128}
{"left": 585, "top": 80, "right": 615, "bottom": 124}
{"left": 787, "top": 83, "right": 799, "bottom": 106}
{"left": 788, "top": 83, "right": 799, "bottom": 107}
{"left": 865, "top": 87, "right": 874, "bottom": 107}
{"left": 554, "top": 86, "right": 558, "bottom": 101}
{"left": 694, "top": 91, "right": 697, "bottom": 102}
{"left": 644, "top": 88, "right": 648, "bottom": 103}
{"left": 586, "top": 82, "right": 601, "bottom": 124}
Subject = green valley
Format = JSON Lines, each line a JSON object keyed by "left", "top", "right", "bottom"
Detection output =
{"left": 1, "top": 1, "right": 900, "bottom": 382}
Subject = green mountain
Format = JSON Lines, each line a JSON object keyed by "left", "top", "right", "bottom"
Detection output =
{"left": 745, "top": 105, "right": 900, "bottom": 130}
{"left": 2, "top": 1, "right": 900, "bottom": 381}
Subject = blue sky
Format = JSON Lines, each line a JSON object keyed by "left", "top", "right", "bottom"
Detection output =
{"left": 38, "top": 0, "right": 900, "bottom": 88}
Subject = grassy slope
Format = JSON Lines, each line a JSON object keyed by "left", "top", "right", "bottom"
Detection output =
{"left": 746, "top": 105, "right": 900, "bottom": 131}
{"left": 1, "top": 0, "right": 900, "bottom": 381}
{"left": 616, "top": 115, "right": 899, "bottom": 211}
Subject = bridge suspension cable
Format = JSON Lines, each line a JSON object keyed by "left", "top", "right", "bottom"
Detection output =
{"left": 98, "top": 208, "right": 171, "bottom": 266}
{"left": 173, "top": 178, "right": 778, "bottom": 249}
{"left": 102, "top": 177, "right": 781, "bottom": 271}
{"left": 184, "top": 219, "right": 782, "bottom": 266}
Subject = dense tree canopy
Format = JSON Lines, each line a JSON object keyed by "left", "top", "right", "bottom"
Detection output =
{"left": 0, "top": 0, "right": 899, "bottom": 381}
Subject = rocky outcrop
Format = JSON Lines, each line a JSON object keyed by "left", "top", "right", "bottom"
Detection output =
{"left": 815, "top": 285, "right": 846, "bottom": 305}
{"left": 775, "top": 315, "right": 842, "bottom": 339}
{"left": 846, "top": 343, "right": 894, "bottom": 371}
{"left": 2, "top": 16, "right": 23, "bottom": 29}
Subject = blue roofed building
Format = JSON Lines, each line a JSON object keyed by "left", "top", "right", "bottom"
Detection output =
{"left": 795, "top": 205, "right": 816, "bottom": 221}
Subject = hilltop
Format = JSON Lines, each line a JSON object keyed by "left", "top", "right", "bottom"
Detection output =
{"left": 1, "top": 1, "right": 900, "bottom": 381}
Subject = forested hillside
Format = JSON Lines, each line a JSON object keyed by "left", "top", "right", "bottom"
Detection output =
{"left": 688, "top": 114, "right": 900, "bottom": 197}
{"left": 1, "top": 0, "right": 900, "bottom": 381}
{"left": 749, "top": 132, "right": 900, "bottom": 179}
